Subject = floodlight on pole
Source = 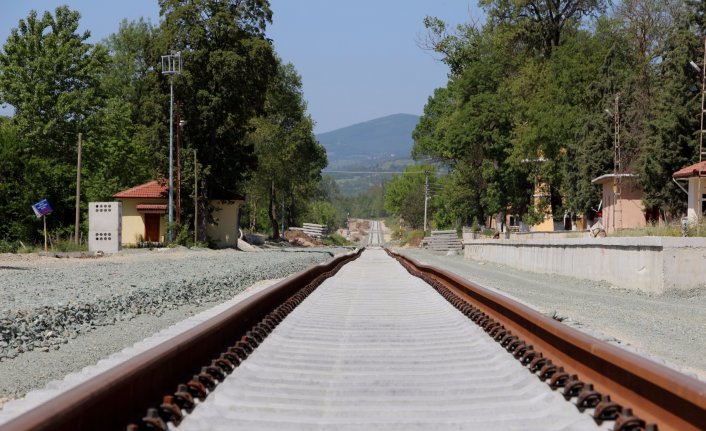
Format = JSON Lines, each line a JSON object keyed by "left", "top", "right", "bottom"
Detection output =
{"left": 161, "top": 51, "right": 182, "bottom": 242}
{"left": 690, "top": 60, "right": 701, "bottom": 74}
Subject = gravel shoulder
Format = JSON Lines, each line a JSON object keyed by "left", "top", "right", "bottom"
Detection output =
{"left": 0, "top": 247, "right": 342, "bottom": 401}
{"left": 398, "top": 249, "right": 706, "bottom": 380}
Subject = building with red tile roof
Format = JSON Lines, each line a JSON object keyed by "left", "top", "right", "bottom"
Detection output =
{"left": 113, "top": 180, "right": 168, "bottom": 199}
{"left": 673, "top": 161, "right": 706, "bottom": 221}
{"left": 672, "top": 161, "right": 706, "bottom": 179}
{"left": 113, "top": 180, "right": 243, "bottom": 247}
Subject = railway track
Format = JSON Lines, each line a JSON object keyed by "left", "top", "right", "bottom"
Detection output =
{"left": 367, "top": 220, "right": 384, "bottom": 245}
{"left": 0, "top": 248, "right": 704, "bottom": 430}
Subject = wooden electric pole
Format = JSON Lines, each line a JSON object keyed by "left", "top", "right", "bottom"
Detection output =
{"left": 75, "top": 133, "right": 82, "bottom": 244}
{"left": 194, "top": 149, "right": 198, "bottom": 244}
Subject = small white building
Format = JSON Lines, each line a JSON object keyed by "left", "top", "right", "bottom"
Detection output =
{"left": 672, "top": 161, "right": 706, "bottom": 222}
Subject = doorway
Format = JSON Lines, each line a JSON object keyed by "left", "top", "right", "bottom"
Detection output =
{"left": 144, "top": 214, "right": 161, "bottom": 242}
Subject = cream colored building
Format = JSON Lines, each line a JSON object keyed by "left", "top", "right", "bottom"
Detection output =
{"left": 114, "top": 181, "right": 243, "bottom": 247}
{"left": 206, "top": 199, "right": 242, "bottom": 247}
{"left": 673, "top": 161, "right": 706, "bottom": 222}
{"left": 591, "top": 173, "right": 646, "bottom": 233}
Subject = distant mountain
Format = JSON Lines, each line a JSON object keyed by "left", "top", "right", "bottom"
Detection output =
{"left": 315, "top": 114, "right": 420, "bottom": 195}
{"left": 316, "top": 113, "right": 419, "bottom": 165}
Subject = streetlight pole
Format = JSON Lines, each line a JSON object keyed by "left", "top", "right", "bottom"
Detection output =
{"left": 423, "top": 171, "right": 429, "bottom": 232}
{"left": 690, "top": 37, "right": 706, "bottom": 223}
{"left": 75, "top": 133, "right": 82, "bottom": 245}
{"left": 695, "top": 37, "right": 706, "bottom": 164}
{"left": 161, "top": 52, "right": 181, "bottom": 242}
{"left": 176, "top": 104, "right": 185, "bottom": 225}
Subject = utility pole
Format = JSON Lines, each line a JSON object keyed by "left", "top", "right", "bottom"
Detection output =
{"left": 688, "top": 37, "right": 706, "bottom": 226}
{"left": 281, "top": 199, "right": 285, "bottom": 236}
{"left": 75, "top": 133, "right": 82, "bottom": 245}
{"left": 423, "top": 171, "right": 429, "bottom": 232}
{"left": 175, "top": 102, "right": 182, "bottom": 225}
{"left": 161, "top": 51, "right": 182, "bottom": 242}
{"left": 694, "top": 37, "right": 706, "bottom": 228}
{"left": 697, "top": 37, "right": 706, "bottom": 163}
{"left": 194, "top": 149, "right": 198, "bottom": 244}
{"left": 613, "top": 94, "right": 622, "bottom": 231}
{"left": 696, "top": 37, "right": 706, "bottom": 224}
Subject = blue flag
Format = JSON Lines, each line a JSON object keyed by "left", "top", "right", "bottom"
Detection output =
{"left": 31, "top": 199, "right": 53, "bottom": 218}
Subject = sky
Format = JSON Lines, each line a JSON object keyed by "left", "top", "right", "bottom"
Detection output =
{"left": 0, "top": 1, "right": 484, "bottom": 133}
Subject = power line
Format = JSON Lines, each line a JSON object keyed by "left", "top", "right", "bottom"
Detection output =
{"left": 322, "top": 170, "right": 428, "bottom": 174}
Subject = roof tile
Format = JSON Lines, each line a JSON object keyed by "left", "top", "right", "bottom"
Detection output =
{"left": 673, "top": 161, "right": 706, "bottom": 179}
{"left": 113, "top": 181, "right": 168, "bottom": 199}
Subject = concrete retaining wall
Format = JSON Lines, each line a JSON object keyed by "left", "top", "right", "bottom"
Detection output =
{"left": 463, "top": 237, "right": 706, "bottom": 293}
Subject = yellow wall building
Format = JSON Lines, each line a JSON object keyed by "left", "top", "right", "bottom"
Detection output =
{"left": 206, "top": 199, "right": 242, "bottom": 247}
{"left": 114, "top": 181, "right": 243, "bottom": 247}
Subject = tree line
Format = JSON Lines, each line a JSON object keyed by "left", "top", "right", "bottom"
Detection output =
{"left": 0, "top": 0, "right": 329, "bottom": 248}
{"left": 389, "top": 0, "right": 706, "bottom": 231}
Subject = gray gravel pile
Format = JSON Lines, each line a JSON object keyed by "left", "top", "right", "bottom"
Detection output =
{"left": 0, "top": 248, "right": 335, "bottom": 362}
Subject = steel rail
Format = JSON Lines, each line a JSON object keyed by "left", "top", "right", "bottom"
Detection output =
{"left": 0, "top": 248, "right": 363, "bottom": 431}
{"left": 388, "top": 249, "right": 706, "bottom": 431}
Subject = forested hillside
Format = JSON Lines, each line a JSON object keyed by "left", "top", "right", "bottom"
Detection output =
{"left": 317, "top": 113, "right": 419, "bottom": 165}
{"left": 314, "top": 114, "right": 419, "bottom": 196}
{"left": 394, "top": 0, "right": 706, "bottom": 230}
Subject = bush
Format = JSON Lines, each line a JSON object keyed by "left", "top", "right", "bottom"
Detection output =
{"left": 0, "top": 239, "right": 17, "bottom": 253}
{"left": 400, "top": 229, "right": 425, "bottom": 247}
{"left": 322, "top": 233, "right": 352, "bottom": 246}
{"left": 305, "top": 201, "right": 338, "bottom": 232}
{"left": 169, "top": 221, "right": 192, "bottom": 246}
{"left": 612, "top": 221, "right": 706, "bottom": 237}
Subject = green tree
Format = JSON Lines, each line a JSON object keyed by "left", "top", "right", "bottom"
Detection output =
{"left": 414, "top": 26, "right": 531, "bottom": 228}
{"left": 0, "top": 119, "right": 33, "bottom": 241}
{"left": 564, "top": 19, "right": 636, "bottom": 218}
{"left": 384, "top": 165, "right": 435, "bottom": 229}
{"left": 0, "top": 6, "right": 108, "bottom": 240}
{"left": 305, "top": 201, "right": 338, "bottom": 233}
{"left": 510, "top": 27, "right": 614, "bottom": 221}
{"left": 83, "top": 19, "right": 161, "bottom": 204}
{"left": 158, "top": 0, "right": 278, "bottom": 238}
{"left": 637, "top": 21, "right": 701, "bottom": 219}
{"left": 480, "top": 0, "right": 607, "bottom": 55}
{"left": 686, "top": 0, "right": 706, "bottom": 35}
{"left": 246, "top": 61, "right": 327, "bottom": 238}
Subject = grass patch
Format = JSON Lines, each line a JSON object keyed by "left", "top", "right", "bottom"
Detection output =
{"left": 612, "top": 221, "right": 706, "bottom": 237}
{"left": 400, "top": 229, "right": 425, "bottom": 247}
{"left": 322, "top": 233, "right": 353, "bottom": 246}
{"left": 52, "top": 238, "right": 89, "bottom": 252}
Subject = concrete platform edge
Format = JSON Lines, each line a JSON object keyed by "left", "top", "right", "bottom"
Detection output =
{"left": 462, "top": 237, "right": 706, "bottom": 293}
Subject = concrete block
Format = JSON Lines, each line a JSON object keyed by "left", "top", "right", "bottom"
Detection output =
{"left": 88, "top": 202, "right": 122, "bottom": 231}
{"left": 89, "top": 230, "right": 121, "bottom": 254}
